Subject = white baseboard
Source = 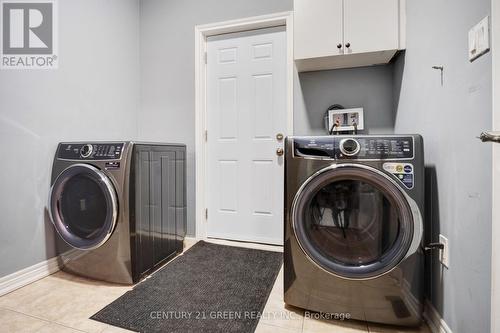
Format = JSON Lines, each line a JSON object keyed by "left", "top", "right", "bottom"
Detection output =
{"left": 0, "top": 239, "right": 199, "bottom": 297}
{"left": 204, "top": 237, "right": 284, "bottom": 252}
{"left": 0, "top": 256, "right": 61, "bottom": 297}
{"left": 424, "top": 299, "right": 453, "bottom": 333}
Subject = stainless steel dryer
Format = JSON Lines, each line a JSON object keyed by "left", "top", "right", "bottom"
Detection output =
{"left": 49, "top": 142, "right": 186, "bottom": 284}
{"left": 284, "top": 135, "right": 424, "bottom": 326}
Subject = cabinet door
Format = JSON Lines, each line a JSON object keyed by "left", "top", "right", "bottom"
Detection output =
{"left": 294, "top": 0, "right": 343, "bottom": 60}
{"left": 343, "top": 0, "right": 399, "bottom": 55}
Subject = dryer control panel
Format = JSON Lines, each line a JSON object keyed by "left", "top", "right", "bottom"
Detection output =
{"left": 293, "top": 136, "right": 414, "bottom": 160}
{"left": 57, "top": 143, "right": 124, "bottom": 160}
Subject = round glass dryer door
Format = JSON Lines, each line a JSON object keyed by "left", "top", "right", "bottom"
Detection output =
{"left": 49, "top": 164, "right": 118, "bottom": 250}
{"left": 292, "top": 165, "right": 414, "bottom": 279}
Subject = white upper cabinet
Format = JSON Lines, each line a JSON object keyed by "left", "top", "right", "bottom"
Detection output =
{"left": 294, "top": 0, "right": 343, "bottom": 60}
{"left": 294, "top": 0, "right": 405, "bottom": 72}
{"left": 343, "top": 0, "right": 399, "bottom": 54}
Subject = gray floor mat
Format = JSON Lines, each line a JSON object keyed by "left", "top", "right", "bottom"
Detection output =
{"left": 91, "top": 241, "right": 283, "bottom": 333}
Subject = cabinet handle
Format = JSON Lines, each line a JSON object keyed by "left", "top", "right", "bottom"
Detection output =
{"left": 345, "top": 42, "right": 351, "bottom": 48}
{"left": 337, "top": 43, "right": 342, "bottom": 49}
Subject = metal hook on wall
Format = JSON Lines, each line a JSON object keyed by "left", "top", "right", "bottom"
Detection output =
{"left": 432, "top": 66, "right": 444, "bottom": 86}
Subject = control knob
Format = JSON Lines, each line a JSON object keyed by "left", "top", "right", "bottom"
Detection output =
{"left": 339, "top": 138, "right": 360, "bottom": 157}
{"left": 80, "top": 144, "right": 93, "bottom": 158}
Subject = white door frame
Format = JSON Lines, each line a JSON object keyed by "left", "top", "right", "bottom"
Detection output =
{"left": 194, "top": 12, "right": 294, "bottom": 240}
{"left": 492, "top": 1, "right": 500, "bottom": 332}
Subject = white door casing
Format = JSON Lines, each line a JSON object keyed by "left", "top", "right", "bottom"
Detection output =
{"left": 206, "top": 26, "right": 287, "bottom": 245}
{"left": 492, "top": 1, "right": 500, "bottom": 332}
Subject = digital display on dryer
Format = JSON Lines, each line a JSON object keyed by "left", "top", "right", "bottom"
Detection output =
{"left": 57, "top": 143, "right": 124, "bottom": 160}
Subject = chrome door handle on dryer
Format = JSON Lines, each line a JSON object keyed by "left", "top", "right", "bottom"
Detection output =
{"left": 478, "top": 131, "right": 500, "bottom": 143}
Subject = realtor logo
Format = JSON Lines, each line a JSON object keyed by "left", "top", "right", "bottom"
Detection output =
{"left": 1, "top": 0, "right": 58, "bottom": 69}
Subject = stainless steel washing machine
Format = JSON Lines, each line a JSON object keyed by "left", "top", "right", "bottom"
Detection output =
{"left": 284, "top": 135, "right": 424, "bottom": 326}
{"left": 49, "top": 142, "right": 186, "bottom": 284}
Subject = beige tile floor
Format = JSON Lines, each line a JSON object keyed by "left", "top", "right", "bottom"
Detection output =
{"left": 0, "top": 239, "right": 430, "bottom": 333}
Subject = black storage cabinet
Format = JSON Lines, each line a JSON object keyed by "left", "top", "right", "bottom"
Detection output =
{"left": 129, "top": 143, "right": 186, "bottom": 282}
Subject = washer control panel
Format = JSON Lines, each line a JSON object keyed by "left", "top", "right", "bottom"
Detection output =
{"left": 57, "top": 143, "right": 124, "bottom": 160}
{"left": 293, "top": 136, "right": 414, "bottom": 160}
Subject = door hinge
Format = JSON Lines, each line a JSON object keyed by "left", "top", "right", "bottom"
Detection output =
{"left": 205, "top": 208, "right": 208, "bottom": 220}
{"left": 204, "top": 52, "right": 207, "bottom": 64}
{"left": 204, "top": 130, "right": 208, "bottom": 142}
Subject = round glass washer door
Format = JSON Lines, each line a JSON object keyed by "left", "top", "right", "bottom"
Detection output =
{"left": 49, "top": 164, "right": 118, "bottom": 250}
{"left": 292, "top": 164, "right": 415, "bottom": 280}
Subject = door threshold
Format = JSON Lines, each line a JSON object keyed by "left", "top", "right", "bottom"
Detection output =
{"left": 206, "top": 237, "right": 283, "bottom": 253}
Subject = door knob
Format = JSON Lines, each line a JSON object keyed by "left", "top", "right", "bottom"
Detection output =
{"left": 276, "top": 148, "right": 284, "bottom": 156}
{"left": 276, "top": 133, "right": 284, "bottom": 141}
{"left": 345, "top": 42, "right": 351, "bottom": 48}
{"left": 337, "top": 43, "right": 342, "bottom": 49}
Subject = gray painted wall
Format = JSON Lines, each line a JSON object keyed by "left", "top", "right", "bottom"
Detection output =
{"left": 139, "top": 0, "right": 293, "bottom": 236}
{"left": 0, "top": 5, "right": 492, "bottom": 332}
{"left": 0, "top": 0, "right": 293, "bottom": 278}
{"left": 294, "top": 64, "right": 397, "bottom": 135}
{"left": 394, "top": 1, "right": 492, "bottom": 332}
{"left": 0, "top": 0, "right": 140, "bottom": 277}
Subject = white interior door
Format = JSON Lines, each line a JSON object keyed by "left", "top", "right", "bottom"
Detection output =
{"left": 206, "top": 26, "right": 287, "bottom": 245}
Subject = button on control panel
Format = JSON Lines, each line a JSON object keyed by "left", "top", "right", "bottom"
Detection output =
{"left": 57, "top": 143, "right": 124, "bottom": 160}
{"left": 293, "top": 136, "right": 414, "bottom": 160}
{"left": 357, "top": 137, "right": 413, "bottom": 159}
